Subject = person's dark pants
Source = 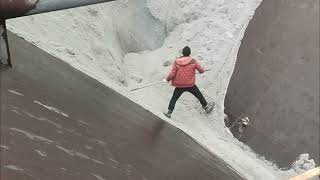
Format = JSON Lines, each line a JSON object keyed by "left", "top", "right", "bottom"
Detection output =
{"left": 168, "top": 85, "right": 208, "bottom": 112}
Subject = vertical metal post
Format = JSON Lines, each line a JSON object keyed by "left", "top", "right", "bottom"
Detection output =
{"left": 0, "top": 19, "right": 12, "bottom": 67}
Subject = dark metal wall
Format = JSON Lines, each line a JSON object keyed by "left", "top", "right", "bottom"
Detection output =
{"left": 225, "top": 0, "right": 319, "bottom": 165}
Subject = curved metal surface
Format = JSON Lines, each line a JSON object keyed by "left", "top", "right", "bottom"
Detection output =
{"left": 0, "top": 0, "right": 114, "bottom": 19}
{"left": 0, "top": 0, "right": 38, "bottom": 19}
{"left": 225, "top": 0, "right": 319, "bottom": 166}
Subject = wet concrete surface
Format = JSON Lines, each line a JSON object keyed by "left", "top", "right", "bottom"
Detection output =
{"left": 225, "top": 0, "right": 319, "bottom": 167}
{"left": 0, "top": 32, "right": 243, "bottom": 180}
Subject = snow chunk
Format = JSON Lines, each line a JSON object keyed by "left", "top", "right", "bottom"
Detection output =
{"left": 4, "top": 165, "right": 24, "bottom": 171}
{"left": 10, "top": 128, "right": 53, "bottom": 144}
{"left": 8, "top": 90, "right": 24, "bottom": 96}
{"left": 56, "top": 145, "right": 104, "bottom": 165}
{"left": 292, "top": 153, "right": 316, "bottom": 174}
{"left": 91, "top": 173, "right": 106, "bottom": 180}
{"left": 33, "top": 100, "right": 69, "bottom": 118}
{"left": 35, "top": 149, "right": 47, "bottom": 157}
{"left": 0, "top": 145, "right": 10, "bottom": 150}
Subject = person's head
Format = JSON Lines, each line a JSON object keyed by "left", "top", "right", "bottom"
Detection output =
{"left": 182, "top": 46, "right": 191, "bottom": 57}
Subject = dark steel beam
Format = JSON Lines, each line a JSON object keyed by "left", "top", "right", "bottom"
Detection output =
{"left": 0, "top": 0, "right": 115, "bottom": 19}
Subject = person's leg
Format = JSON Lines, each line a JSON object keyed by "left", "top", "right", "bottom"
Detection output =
{"left": 164, "top": 88, "right": 184, "bottom": 118}
{"left": 188, "top": 85, "right": 208, "bottom": 108}
{"left": 168, "top": 88, "right": 185, "bottom": 112}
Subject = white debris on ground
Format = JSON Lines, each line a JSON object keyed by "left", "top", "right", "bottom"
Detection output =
{"left": 33, "top": 100, "right": 70, "bottom": 118}
{"left": 4, "top": 165, "right": 24, "bottom": 171}
{"left": 7, "top": 0, "right": 303, "bottom": 179}
{"left": 292, "top": 154, "right": 317, "bottom": 174}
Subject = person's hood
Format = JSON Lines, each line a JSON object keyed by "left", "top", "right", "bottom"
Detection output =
{"left": 176, "top": 56, "right": 193, "bottom": 66}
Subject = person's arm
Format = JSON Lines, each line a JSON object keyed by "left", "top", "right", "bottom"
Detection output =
{"left": 166, "top": 61, "right": 178, "bottom": 81}
{"left": 195, "top": 60, "right": 205, "bottom": 74}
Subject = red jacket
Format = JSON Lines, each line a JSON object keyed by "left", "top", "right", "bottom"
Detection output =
{"left": 166, "top": 56, "right": 205, "bottom": 88}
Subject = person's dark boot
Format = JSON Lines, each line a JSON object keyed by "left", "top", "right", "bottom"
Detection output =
{"left": 203, "top": 102, "right": 215, "bottom": 113}
{"left": 163, "top": 110, "right": 173, "bottom": 118}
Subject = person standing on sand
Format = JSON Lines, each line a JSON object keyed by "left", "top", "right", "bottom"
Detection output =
{"left": 163, "top": 46, "right": 214, "bottom": 118}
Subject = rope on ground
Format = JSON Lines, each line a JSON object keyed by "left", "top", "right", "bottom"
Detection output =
{"left": 129, "top": 69, "right": 212, "bottom": 92}
{"left": 129, "top": 81, "right": 165, "bottom": 92}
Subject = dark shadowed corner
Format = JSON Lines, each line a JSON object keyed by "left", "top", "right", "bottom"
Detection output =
{"left": 225, "top": 0, "right": 319, "bottom": 168}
